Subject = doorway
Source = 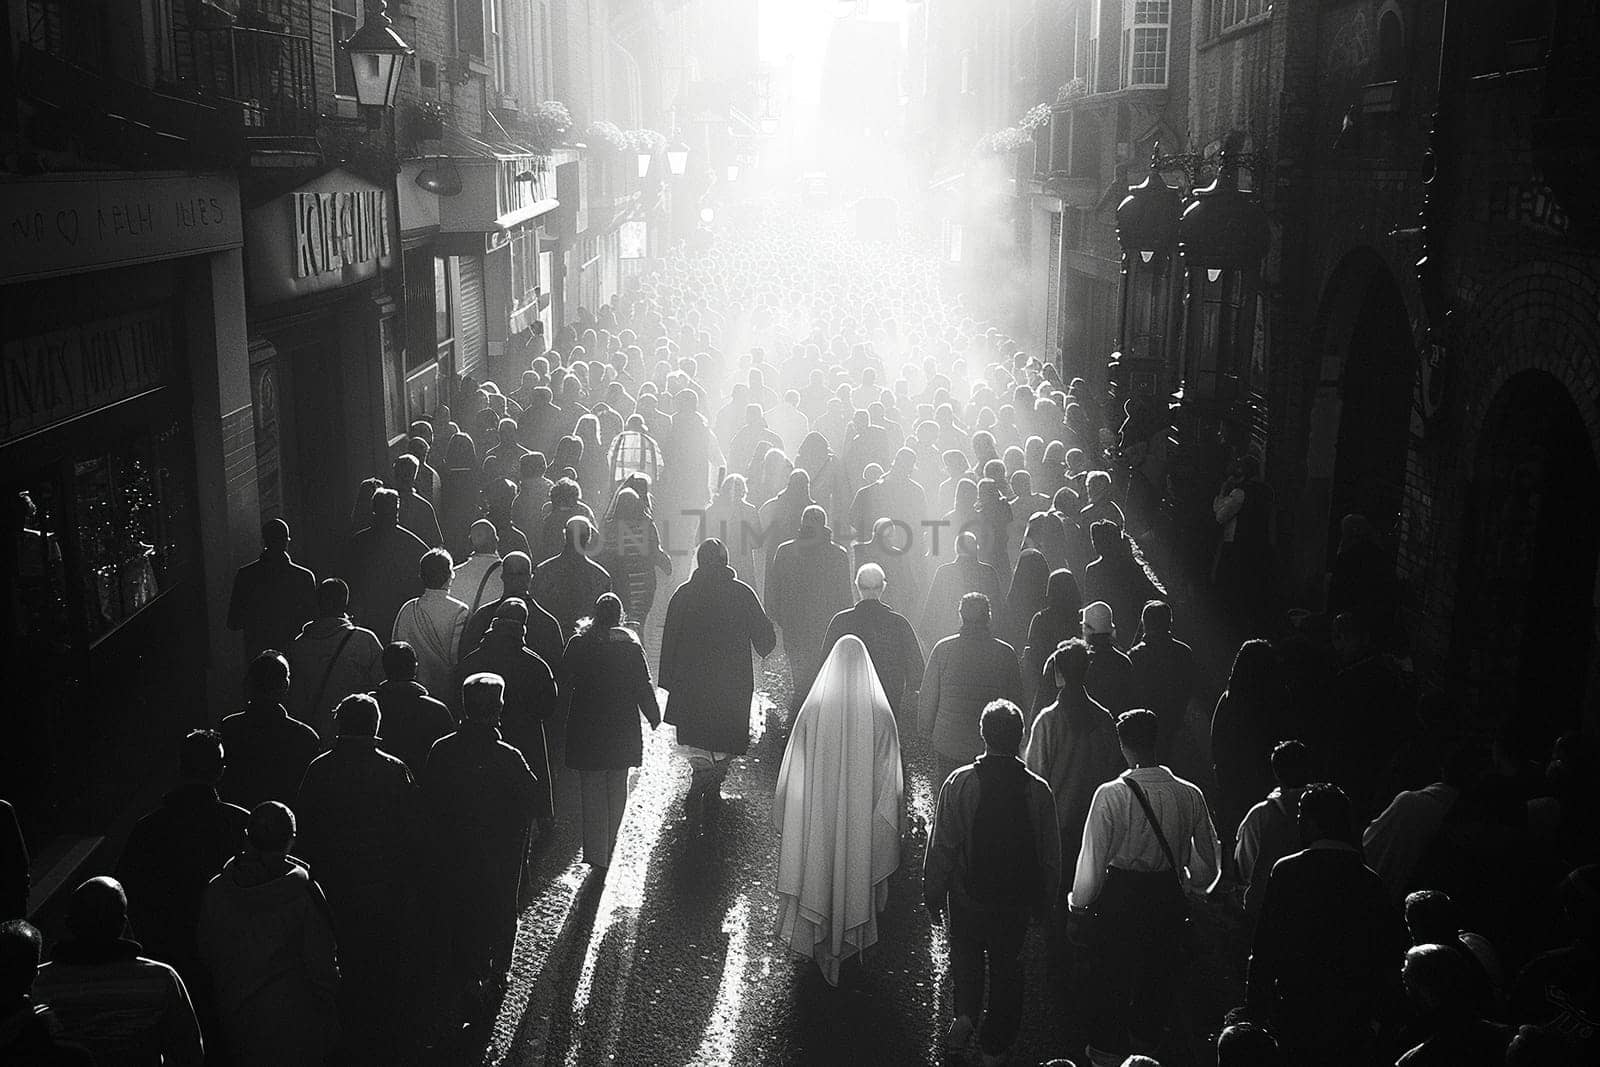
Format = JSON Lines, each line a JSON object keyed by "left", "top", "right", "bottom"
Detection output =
{"left": 1454, "top": 370, "right": 1599, "bottom": 743}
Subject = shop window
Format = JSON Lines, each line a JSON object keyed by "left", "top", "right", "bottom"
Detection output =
{"left": 509, "top": 229, "right": 537, "bottom": 312}
{"left": 5, "top": 482, "right": 68, "bottom": 648}
{"left": 332, "top": 0, "right": 359, "bottom": 97}
{"left": 74, "top": 420, "right": 194, "bottom": 641}
{"left": 1123, "top": 1, "right": 1171, "bottom": 87}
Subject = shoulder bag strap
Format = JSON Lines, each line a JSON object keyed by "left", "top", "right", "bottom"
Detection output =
{"left": 313, "top": 629, "right": 358, "bottom": 721}
{"left": 1125, "top": 776, "right": 1185, "bottom": 892}
{"left": 471, "top": 559, "right": 504, "bottom": 616}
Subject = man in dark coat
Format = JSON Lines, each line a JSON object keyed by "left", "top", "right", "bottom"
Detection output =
{"left": 918, "top": 594, "right": 1026, "bottom": 780}
{"left": 293, "top": 694, "right": 414, "bottom": 1054}
{"left": 531, "top": 517, "right": 613, "bottom": 637}
{"left": 664, "top": 390, "right": 714, "bottom": 510}
{"left": 339, "top": 488, "right": 428, "bottom": 640}
{"left": 1128, "top": 600, "right": 1196, "bottom": 767}
{"left": 370, "top": 642, "right": 456, "bottom": 776}
{"left": 659, "top": 538, "right": 776, "bottom": 816}
{"left": 226, "top": 519, "right": 316, "bottom": 658}
{"left": 1247, "top": 783, "right": 1406, "bottom": 1066}
{"left": 463, "top": 550, "right": 565, "bottom": 663}
{"left": 419, "top": 674, "right": 539, "bottom": 990}
{"left": 219, "top": 652, "right": 323, "bottom": 811}
{"left": 517, "top": 387, "right": 566, "bottom": 460}
{"left": 456, "top": 600, "right": 559, "bottom": 829}
{"left": 393, "top": 453, "right": 443, "bottom": 548}
{"left": 919, "top": 531, "right": 1003, "bottom": 646}
{"left": 849, "top": 447, "right": 928, "bottom": 552}
{"left": 767, "top": 505, "right": 853, "bottom": 709}
{"left": 1081, "top": 601, "right": 1136, "bottom": 715}
{"left": 115, "top": 729, "right": 247, "bottom": 1030}
{"left": 821, "top": 562, "right": 925, "bottom": 719}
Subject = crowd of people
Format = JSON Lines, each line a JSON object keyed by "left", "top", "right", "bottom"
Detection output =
{"left": 3, "top": 205, "right": 1594, "bottom": 1067}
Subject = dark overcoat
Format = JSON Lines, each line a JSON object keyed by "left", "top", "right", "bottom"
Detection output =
{"left": 659, "top": 563, "right": 776, "bottom": 753}
{"left": 561, "top": 627, "right": 660, "bottom": 771}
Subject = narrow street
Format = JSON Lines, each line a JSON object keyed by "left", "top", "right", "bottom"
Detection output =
{"left": 469, "top": 588, "right": 1240, "bottom": 1067}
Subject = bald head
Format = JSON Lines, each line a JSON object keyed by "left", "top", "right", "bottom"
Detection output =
{"left": 67, "top": 877, "right": 127, "bottom": 945}
{"left": 856, "top": 563, "right": 886, "bottom": 599}
{"left": 502, "top": 550, "right": 532, "bottom": 591}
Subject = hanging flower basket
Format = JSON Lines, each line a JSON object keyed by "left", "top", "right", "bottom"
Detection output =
{"left": 412, "top": 98, "right": 445, "bottom": 140}
{"left": 529, "top": 100, "right": 573, "bottom": 149}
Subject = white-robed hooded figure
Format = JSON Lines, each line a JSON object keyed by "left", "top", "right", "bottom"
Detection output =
{"left": 773, "top": 634, "right": 905, "bottom": 985}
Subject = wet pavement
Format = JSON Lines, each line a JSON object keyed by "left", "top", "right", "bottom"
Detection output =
{"left": 457, "top": 592, "right": 1243, "bottom": 1067}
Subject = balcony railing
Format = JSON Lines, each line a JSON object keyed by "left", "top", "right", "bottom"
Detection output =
{"left": 186, "top": 25, "right": 316, "bottom": 136}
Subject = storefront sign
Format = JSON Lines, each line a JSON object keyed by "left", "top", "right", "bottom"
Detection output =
{"left": 1, "top": 173, "right": 241, "bottom": 284}
{"left": 2, "top": 309, "right": 173, "bottom": 443}
{"left": 294, "top": 189, "right": 391, "bottom": 279}
{"left": 246, "top": 168, "right": 397, "bottom": 305}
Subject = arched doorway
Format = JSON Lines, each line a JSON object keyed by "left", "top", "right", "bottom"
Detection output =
{"left": 1454, "top": 370, "right": 1600, "bottom": 744}
{"left": 1298, "top": 252, "right": 1416, "bottom": 594}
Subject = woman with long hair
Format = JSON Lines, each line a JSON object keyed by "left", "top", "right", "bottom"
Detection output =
{"left": 600, "top": 487, "right": 671, "bottom": 631}
{"left": 438, "top": 431, "right": 481, "bottom": 558}
{"left": 562, "top": 593, "right": 660, "bottom": 870}
{"left": 1210, "top": 638, "right": 1283, "bottom": 855}
{"left": 574, "top": 413, "right": 609, "bottom": 506}
{"left": 1023, "top": 567, "right": 1084, "bottom": 713}
{"left": 1001, "top": 548, "right": 1051, "bottom": 654}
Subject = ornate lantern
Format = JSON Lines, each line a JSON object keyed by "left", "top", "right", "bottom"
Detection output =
{"left": 340, "top": 1, "right": 414, "bottom": 117}
{"left": 1111, "top": 146, "right": 1184, "bottom": 410}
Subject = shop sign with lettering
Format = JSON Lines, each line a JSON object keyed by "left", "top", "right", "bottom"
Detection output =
{"left": 246, "top": 168, "right": 397, "bottom": 305}
{"left": 1, "top": 173, "right": 241, "bottom": 284}
{"left": 1, "top": 308, "right": 173, "bottom": 444}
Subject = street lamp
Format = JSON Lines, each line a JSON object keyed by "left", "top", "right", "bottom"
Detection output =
{"left": 636, "top": 150, "right": 653, "bottom": 179}
{"left": 1169, "top": 147, "right": 1272, "bottom": 530}
{"left": 340, "top": 0, "right": 414, "bottom": 124}
{"left": 726, "top": 164, "right": 740, "bottom": 182}
{"left": 1111, "top": 145, "right": 1184, "bottom": 407}
{"left": 760, "top": 115, "right": 780, "bottom": 136}
{"left": 667, "top": 141, "right": 690, "bottom": 177}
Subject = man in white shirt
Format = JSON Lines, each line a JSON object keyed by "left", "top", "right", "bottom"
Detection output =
{"left": 451, "top": 520, "right": 505, "bottom": 617}
{"left": 393, "top": 548, "right": 469, "bottom": 709}
{"left": 1068, "top": 709, "right": 1221, "bottom": 1067}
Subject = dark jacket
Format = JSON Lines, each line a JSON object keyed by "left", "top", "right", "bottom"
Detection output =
{"left": 660, "top": 563, "right": 776, "bottom": 753}
{"left": 1129, "top": 633, "right": 1195, "bottom": 759}
{"left": 116, "top": 784, "right": 249, "bottom": 980}
{"left": 398, "top": 489, "right": 443, "bottom": 549}
{"left": 418, "top": 724, "right": 538, "bottom": 967}
{"left": 1246, "top": 843, "right": 1405, "bottom": 1054}
{"left": 1082, "top": 549, "right": 1156, "bottom": 649}
{"left": 918, "top": 625, "right": 1026, "bottom": 763}
{"left": 226, "top": 550, "right": 316, "bottom": 657}
{"left": 1084, "top": 637, "right": 1135, "bottom": 715}
{"left": 821, "top": 599, "right": 925, "bottom": 715}
{"left": 218, "top": 702, "right": 323, "bottom": 811}
{"left": 457, "top": 622, "right": 559, "bottom": 821}
{"left": 767, "top": 528, "right": 853, "bottom": 639}
{"left": 531, "top": 549, "right": 613, "bottom": 637}
{"left": 1211, "top": 690, "right": 1278, "bottom": 840}
{"left": 919, "top": 557, "right": 1003, "bottom": 643}
{"left": 461, "top": 588, "right": 564, "bottom": 663}
{"left": 370, "top": 679, "right": 455, "bottom": 776}
{"left": 1022, "top": 575, "right": 1084, "bottom": 713}
{"left": 293, "top": 738, "right": 415, "bottom": 921}
{"left": 561, "top": 626, "right": 660, "bottom": 771}
{"left": 339, "top": 522, "right": 429, "bottom": 639}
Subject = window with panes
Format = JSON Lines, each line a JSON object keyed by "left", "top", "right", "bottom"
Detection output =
{"left": 1211, "top": 0, "right": 1268, "bottom": 39}
{"left": 332, "top": 0, "right": 359, "bottom": 97}
{"left": 1123, "top": 1, "right": 1171, "bottom": 87}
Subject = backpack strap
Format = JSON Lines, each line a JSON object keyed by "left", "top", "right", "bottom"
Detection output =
{"left": 1125, "top": 775, "right": 1185, "bottom": 893}
{"left": 312, "top": 628, "right": 358, "bottom": 723}
{"left": 470, "top": 558, "right": 504, "bottom": 616}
